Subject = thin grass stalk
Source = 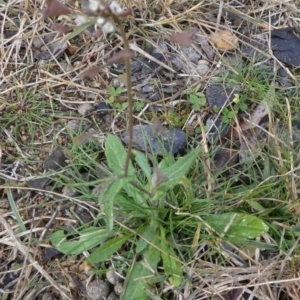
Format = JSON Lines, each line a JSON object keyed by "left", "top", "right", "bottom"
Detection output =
{"left": 111, "top": 14, "right": 133, "bottom": 176}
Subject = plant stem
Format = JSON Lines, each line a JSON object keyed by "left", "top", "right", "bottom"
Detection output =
{"left": 112, "top": 15, "right": 133, "bottom": 176}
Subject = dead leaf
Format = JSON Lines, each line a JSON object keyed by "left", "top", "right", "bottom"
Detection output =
{"left": 43, "top": 0, "right": 71, "bottom": 18}
{"left": 73, "top": 131, "right": 95, "bottom": 146}
{"left": 210, "top": 30, "right": 239, "bottom": 51}
{"left": 65, "top": 45, "right": 78, "bottom": 56}
{"left": 152, "top": 165, "right": 168, "bottom": 189}
{"left": 152, "top": 117, "right": 167, "bottom": 136}
{"left": 171, "top": 30, "right": 197, "bottom": 47}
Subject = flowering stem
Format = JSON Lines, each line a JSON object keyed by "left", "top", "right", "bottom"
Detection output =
{"left": 111, "top": 15, "right": 133, "bottom": 177}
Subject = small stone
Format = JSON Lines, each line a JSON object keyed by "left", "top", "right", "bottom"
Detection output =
{"left": 141, "top": 85, "right": 154, "bottom": 93}
{"left": 27, "top": 177, "right": 51, "bottom": 190}
{"left": 181, "top": 46, "right": 201, "bottom": 63}
{"left": 44, "top": 147, "right": 67, "bottom": 171}
{"left": 107, "top": 292, "right": 119, "bottom": 300}
{"left": 271, "top": 27, "right": 300, "bottom": 67}
{"left": 95, "top": 102, "right": 112, "bottom": 115}
{"left": 42, "top": 293, "right": 54, "bottom": 300}
{"left": 114, "top": 280, "right": 123, "bottom": 295}
{"left": 32, "top": 37, "right": 44, "bottom": 49}
{"left": 206, "top": 114, "right": 230, "bottom": 143}
{"left": 75, "top": 205, "right": 93, "bottom": 223}
{"left": 87, "top": 279, "right": 110, "bottom": 300}
{"left": 206, "top": 84, "right": 241, "bottom": 109}
{"left": 197, "top": 60, "right": 210, "bottom": 76}
{"left": 112, "top": 78, "right": 121, "bottom": 87}
{"left": 42, "top": 248, "right": 62, "bottom": 264}
{"left": 62, "top": 186, "right": 78, "bottom": 197}
{"left": 213, "top": 144, "right": 239, "bottom": 169}
{"left": 122, "top": 124, "right": 187, "bottom": 155}
{"left": 106, "top": 269, "right": 118, "bottom": 285}
{"left": 78, "top": 103, "right": 94, "bottom": 116}
{"left": 66, "top": 120, "right": 90, "bottom": 133}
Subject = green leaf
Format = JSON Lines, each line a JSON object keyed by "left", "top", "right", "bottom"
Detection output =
{"left": 100, "top": 176, "right": 133, "bottom": 231}
{"left": 136, "top": 220, "right": 159, "bottom": 253}
{"left": 189, "top": 94, "right": 199, "bottom": 103}
{"left": 134, "top": 151, "right": 152, "bottom": 182}
{"left": 151, "top": 176, "right": 193, "bottom": 205}
{"left": 160, "top": 228, "right": 182, "bottom": 286}
{"left": 122, "top": 262, "right": 152, "bottom": 300}
{"left": 116, "top": 87, "right": 123, "bottom": 94}
{"left": 160, "top": 147, "right": 201, "bottom": 181}
{"left": 239, "top": 102, "right": 248, "bottom": 111}
{"left": 7, "top": 189, "right": 26, "bottom": 232}
{"left": 203, "top": 213, "right": 269, "bottom": 239}
{"left": 227, "top": 111, "right": 235, "bottom": 118}
{"left": 50, "top": 227, "right": 108, "bottom": 255}
{"left": 144, "top": 238, "right": 161, "bottom": 271}
{"left": 248, "top": 200, "right": 265, "bottom": 212}
{"left": 105, "top": 134, "right": 134, "bottom": 175}
{"left": 87, "top": 234, "right": 130, "bottom": 264}
{"left": 108, "top": 86, "right": 116, "bottom": 96}
{"left": 67, "top": 20, "right": 95, "bottom": 40}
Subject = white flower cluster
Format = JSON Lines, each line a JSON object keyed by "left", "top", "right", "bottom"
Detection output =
{"left": 88, "top": 0, "right": 123, "bottom": 34}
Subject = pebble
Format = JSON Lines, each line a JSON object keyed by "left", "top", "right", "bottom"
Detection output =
{"left": 44, "top": 147, "right": 67, "bottom": 171}
{"left": 206, "top": 114, "right": 230, "bottom": 143}
{"left": 181, "top": 46, "right": 201, "bottom": 63}
{"left": 206, "top": 84, "right": 241, "bottom": 109}
{"left": 95, "top": 102, "right": 112, "bottom": 115}
{"left": 78, "top": 103, "right": 94, "bottom": 116}
{"left": 87, "top": 279, "right": 110, "bottom": 300}
{"left": 66, "top": 120, "right": 90, "bottom": 133}
{"left": 107, "top": 292, "right": 119, "bottom": 300}
{"left": 197, "top": 60, "right": 210, "bottom": 76}
{"left": 62, "top": 186, "right": 78, "bottom": 197}
{"left": 122, "top": 124, "right": 187, "bottom": 155}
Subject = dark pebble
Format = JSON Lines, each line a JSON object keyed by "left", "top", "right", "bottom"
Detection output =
{"left": 122, "top": 124, "right": 187, "bottom": 155}
{"left": 271, "top": 27, "right": 300, "bottom": 67}
{"left": 206, "top": 114, "right": 230, "bottom": 143}
{"left": 95, "top": 102, "right": 112, "bottom": 115}
{"left": 206, "top": 84, "right": 241, "bottom": 109}
{"left": 44, "top": 147, "right": 67, "bottom": 171}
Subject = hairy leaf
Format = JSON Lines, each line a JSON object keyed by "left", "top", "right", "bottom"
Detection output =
{"left": 160, "top": 147, "right": 201, "bottom": 181}
{"left": 160, "top": 229, "right": 182, "bottom": 286}
{"left": 204, "top": 213, "right": 269, "bottom": 239}
{"left": 50, "top": 227, "right": 108, "bottom": 255}
{"left": 105, "top": 134, "right": 134, "bottom": 175}
{"left": 122, "top": 262, "right": 152, "bottom": 300}
{"left": 100, "top": 176, "right": 133, "bottom": 231}
{"left": 87, "top": 234, "right": 130, "bottom": 264}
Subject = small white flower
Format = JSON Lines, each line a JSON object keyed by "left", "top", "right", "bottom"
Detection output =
{"left": 102, "top": 21, "right": 115, "bottom": 33}
{"left": 74, "top": 14, "right": 88, "bottom": 26}
{"left": 89, "top": 0, "right": 99, "bottom": 11}
{"left": 97, "top": 17, "right": 105, "bottom": 25}
{"left": 109, "top": 1, "right": 123, "bottom": 14}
